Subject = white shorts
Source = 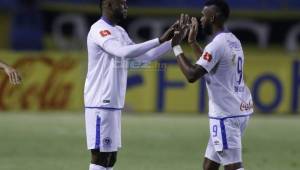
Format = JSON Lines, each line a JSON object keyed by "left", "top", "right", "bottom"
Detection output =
{"left": 85, "top": 108, "right": 122, "bottom": 152}
{"left": 205, "top": 116, "right": 250, "bottom": 165}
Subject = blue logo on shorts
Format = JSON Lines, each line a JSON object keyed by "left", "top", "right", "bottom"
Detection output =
{"left": 103, "top": 137, "right": 112, "bottom": 147}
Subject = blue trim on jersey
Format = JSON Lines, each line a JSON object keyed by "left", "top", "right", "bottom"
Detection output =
{"left": 209, "top": 113, "right": 253, "bottom": 121}
{"left": 85, "top": 106, "right": 123, "bottom": 111}
{"left": 95, "top": 116, "right": 101, "bottom": 149}
{"left": 220, "top": 120, "right": 228, "bottom": 150}
{"left": 101, "top": 16, "right": 114, "bottom": 26}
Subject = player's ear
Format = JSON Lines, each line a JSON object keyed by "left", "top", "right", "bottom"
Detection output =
{"left": 210, "top": 15, "right": 215, "bottom": 23}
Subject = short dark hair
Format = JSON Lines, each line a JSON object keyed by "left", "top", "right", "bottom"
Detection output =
{"left": 204, "top": 0, "right": 230, "bottom": 21}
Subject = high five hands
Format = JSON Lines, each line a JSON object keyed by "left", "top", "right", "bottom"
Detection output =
{"left": 172, "top": 14, "right": 199, "bottom": 47}
{"left": 188, "top": 17, "right": 199, "bottom": 44}
{"left": 159, "top": 20, "right": 180, "bottom": 43}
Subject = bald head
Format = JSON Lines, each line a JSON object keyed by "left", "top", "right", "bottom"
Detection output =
{"left": 204, "top": 0, "right": 230, "bottom": 22}
{"left": 101, "top": 0, "right": 128, "bottom": 24}
{"left": 200, "top": 0, "right": 230, "bottom": 35}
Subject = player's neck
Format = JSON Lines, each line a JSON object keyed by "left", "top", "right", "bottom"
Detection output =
{"left": 210, "top": 25, "right": 226, "bottom": 38}
{"left": 212, "top": 25, "right": 225, "bottom": 35}
{"left": 101, "top": 13, "right": 118, "bottom": 26}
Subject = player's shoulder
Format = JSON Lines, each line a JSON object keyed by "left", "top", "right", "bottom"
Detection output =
{"left": 88, "top": 20, "right": 117, "bottom": 41}
{"left": 210, "top": 32, "right": 240, "bottom": 47}
{"left": 206, "top": 33, "right": 225, "bottom": 49}
{"left": 115, "top": 25, "right": 128, "bottom": 34}
{"left": 115, "top": 25, "right": 125, "bottom": 31}
{"left": 213, "top": 32, "right": 230, "bottom": 43}
{"left": 222, "top": 32, "right": 243, "bottom": 49}
{"left": 90, "top": 20, "right": 114, "bottom": 34}
{"left": 220, "top": 32, "right": 241, "bottom": 45}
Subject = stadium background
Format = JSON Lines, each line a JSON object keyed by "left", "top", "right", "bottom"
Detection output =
{"left": 0, "top": 0, "right": 300, "bottom": 170}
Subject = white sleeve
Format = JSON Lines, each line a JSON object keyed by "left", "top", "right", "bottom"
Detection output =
{"left": 91, "top": 27, "right": 115, "bottom": 47}
{"left": 196, "top": 40, "right": 223, "bottom": 72}
{"left": 91, "top": 26, "right": 161, "bottom": 59}
{"left": 102, "top": 38, "right": 161, "bottom": 59}
{"left": 133, "top": 40, "right": 172, "bottom": 64}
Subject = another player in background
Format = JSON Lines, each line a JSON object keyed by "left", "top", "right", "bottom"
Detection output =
{"left": 171, "top": 0, "right": 253, "bottom": 170}
{"left": 0, "top": 60, "right": 21, "bottom": 85}
{"left": 84, "top": 0, "right": 176, "bottom": 170}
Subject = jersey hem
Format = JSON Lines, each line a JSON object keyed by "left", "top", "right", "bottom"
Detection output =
{"left": 85, "top": 106, "right": 123, "bottom": 110}
{"left": 209, "top": 112, "right": 253, "bottom": 120}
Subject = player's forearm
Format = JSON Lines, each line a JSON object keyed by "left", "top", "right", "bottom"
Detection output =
{"left": 176, "top": 54, "right": 207, "bottom": 83}
{"left": 134, "top": 40, "right": 171, "bottom": 64}
{"left": 177, "top": 54, "right": 198, "bottom": 83}
{"left": 103, "top": 38, "right": 161, "bottom": 59}
{"left": 190, "top": 42, "right": 203, "bottom": 59}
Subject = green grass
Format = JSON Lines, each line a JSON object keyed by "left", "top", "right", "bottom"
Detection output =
{"left": 0, "top": 113, "right": 299, "bottom": 170}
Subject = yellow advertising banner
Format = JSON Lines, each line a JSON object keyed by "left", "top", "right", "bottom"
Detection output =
{"left": 0, "top": 50, "right": 299, "bottom": 114}
{"left": 125, "top": 53, "right": 298, "bottom": 114}
{"left": 0, "top": 52, "right": 85, "bottom": 111}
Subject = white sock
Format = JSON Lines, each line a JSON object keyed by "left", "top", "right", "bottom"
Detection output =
{"left": 89, "top": 164, "right": 106, "bottom": 170}
{"left": 236, "top": 168, "right": 244, "bottom": 170}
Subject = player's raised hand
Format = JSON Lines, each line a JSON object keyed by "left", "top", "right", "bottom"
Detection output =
{"left": 188, "top": 17, "right": 199, "bottom": 44}
{"left": 159, "top": 20, "right": 180, "bottom": 43}
{"left": 172, "top": 13, "right": 190, "bottom": 47}
{"left": 4, "top": 65, "right": 22, "bottom": 85}
{"left": 182, "top": 14, "right": 191, "bottom": 40}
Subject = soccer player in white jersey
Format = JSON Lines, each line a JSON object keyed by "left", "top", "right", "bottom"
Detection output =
{"left": 0, "top": 60, "right": 21, "bottom": 85}
{"left": 84, "top": 0, "right": 176, "bottom": 170}
{"left": 171, "top": 0, "right": 253, "bottom": 170}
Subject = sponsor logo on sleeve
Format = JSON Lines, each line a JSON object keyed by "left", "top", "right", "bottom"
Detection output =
{"left": 240, "top": 101, "right": 253, "bottom": 111}
{"left": 203, "top": 52, "right": 212, "bottom": 62}
{"left": 99, "top": 30, "right": 111, "bottom": 37}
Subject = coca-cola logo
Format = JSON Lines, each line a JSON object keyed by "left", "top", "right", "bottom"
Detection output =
{"left": 0, "top": 55, "right": 80, "bottom": 110}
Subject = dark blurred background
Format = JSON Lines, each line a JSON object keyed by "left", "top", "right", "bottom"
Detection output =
{"left": 0, "top": 0, "right": 299, "bottom": 51}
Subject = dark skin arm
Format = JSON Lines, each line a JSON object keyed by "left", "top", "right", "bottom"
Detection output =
{"left": 172, "top": 14, "right": 207, "bottom": 83}
{"left": 189, "top": 42, "right": 203, "bottom": 60}
{"left": 159, "top": 21, "right": 179, "bottom": 44}
{"left": 188, "top": 17, "right": 203, "bottom": 59}
{"left": 176, "top": 53, "right": 207, "bottom": 83}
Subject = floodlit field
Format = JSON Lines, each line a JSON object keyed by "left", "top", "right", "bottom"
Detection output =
{"left": 0, "top": 112, "right": 299, "bottom": 170}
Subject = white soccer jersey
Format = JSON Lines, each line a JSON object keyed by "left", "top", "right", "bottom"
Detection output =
{"left": 84, "top": 18, "right": 171, "bottom": 109}
{"left": 196, "top": 32, "right": 253, "bottom": 117}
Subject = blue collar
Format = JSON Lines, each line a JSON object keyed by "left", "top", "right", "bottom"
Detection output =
{"left": 101, "top": 16, "right": 115, "bottom": 26}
